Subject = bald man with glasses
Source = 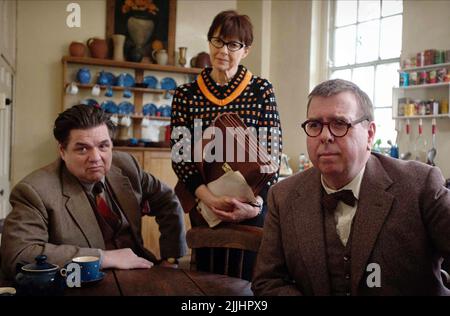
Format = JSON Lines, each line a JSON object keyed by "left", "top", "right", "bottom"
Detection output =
{"left": 252, "top": 79, "right": 450, "bottom": 296}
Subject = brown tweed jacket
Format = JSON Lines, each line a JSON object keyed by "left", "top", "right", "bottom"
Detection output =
{"left": 252, "top": 153, "right": 450, "bottom": 295}
{"left": 0, "top": 151, "right": 187, "bottom": 278}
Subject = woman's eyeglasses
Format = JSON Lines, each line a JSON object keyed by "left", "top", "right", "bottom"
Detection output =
{"left": 209, "top": 37, "right": 246, "bottom": 52}
{"left": 301, "top": 116, "right": 369, "bottom": 137}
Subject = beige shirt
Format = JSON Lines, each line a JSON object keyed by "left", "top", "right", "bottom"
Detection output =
{"left": 321, "top": 166, "right": 366, "bottom": 246}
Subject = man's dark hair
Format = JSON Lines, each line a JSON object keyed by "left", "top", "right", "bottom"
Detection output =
{"left": 53, "top": 104, "right": 115, "bottom": 148}
{"left": 307, "top": 79, "right": 374, "bottom": 121}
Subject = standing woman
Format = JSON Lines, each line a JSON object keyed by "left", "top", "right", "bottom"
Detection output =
{"left": 170, "top": 10, "right": 282, "bottom": 279}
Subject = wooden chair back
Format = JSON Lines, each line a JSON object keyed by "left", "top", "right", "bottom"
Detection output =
{"left": 186, "top": 224, "right": 263, "bottom": 279}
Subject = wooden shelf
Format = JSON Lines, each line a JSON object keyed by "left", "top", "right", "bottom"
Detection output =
{"left": 393, "top": 114, "right": 450, "bottom": 119}
{"left": 398, "top": 82, "right": 450, "bottom": 90}
{"left": 62, "top": 56, "right": 202, "bottom": 75}
{"left": 118, "top": 114, "right": 170, "bottom": 121}
{"left": 398, "top": 62, "right": 450, "bottom": 72}
{"left": 65, "top": 82, "right": 175, "bottom": 95}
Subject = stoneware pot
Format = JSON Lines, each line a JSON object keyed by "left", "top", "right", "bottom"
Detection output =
{"left": 69, "top": 41, "right": 86, "bottom": 57}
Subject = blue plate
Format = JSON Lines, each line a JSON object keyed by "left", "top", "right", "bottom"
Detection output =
{"left": 160, "top": 77, "right": 177, "bottom": 90}
{"left": 116, "top": 73, "right": 135, "bottom": 88}
{"left": 100, "top": 100, "right": 118, "bottom": 113}
{"left": 97, "top": 71, "right": 115, "bottom": 86}
{"left": 81, "top": 99, "right": 99, "bottom": 107}
{"left": 143, "top": 103, "right": 158, "bottom": 116}
{"left": 118, "top": 101, "right": 134, "bottom": 115}
{"left": 82, "top": 271, "right": 105, "bottom": 285}
{"left": 143, "top": 75, "right": 158, "bottom": 89}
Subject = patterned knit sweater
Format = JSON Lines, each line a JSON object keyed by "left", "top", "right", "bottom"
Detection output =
{"left": 170, "top": 65, "right": 282, "bottom": 198}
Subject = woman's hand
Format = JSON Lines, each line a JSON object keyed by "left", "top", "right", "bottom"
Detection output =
{"left": 195, "top": 185, "right": 234, "bottom": 211}
{"left": 210, "top": 197, "right": 262, "bottom": 223}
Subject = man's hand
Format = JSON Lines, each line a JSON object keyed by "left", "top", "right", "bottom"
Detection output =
{"left": 101, "top": 248, "right": 153, "bottom": 269}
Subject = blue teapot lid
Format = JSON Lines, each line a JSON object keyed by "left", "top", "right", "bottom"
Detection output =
{"left": 22, "top": 255, "right": 58, "bottom": 272}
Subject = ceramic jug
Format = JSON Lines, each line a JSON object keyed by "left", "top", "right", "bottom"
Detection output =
{"left": 87, "top": 38, "right": 108, "bottom": 59}
{"left": 152, "top": 49, "right": 168, "bottom": 65}
{"left": 69, "top": 41, "right": 86, "bottom": 57}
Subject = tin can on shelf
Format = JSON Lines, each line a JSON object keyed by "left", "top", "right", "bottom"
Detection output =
{"left": 433, "top": 100, "right": 440, "bottom": 115}
{"left": 416, "top": 51, "right": 425, "bottom": 67}
{"left": 434, "top": 50, "right": 444, "bottom": 64}
{"left": 437, "top": 68, "right": 447, "bottom": 82}
{"left": 418, "top": 102, "right": 427, "bottom": 116}
{"left": 409, "top": 72, "right": 418, "bottom": 85}
{"left": 419, "top": 71, "right": 428, "bottom": 85}
{"left": 399, "top": 72, "right": 409, "bottom": 86}
{"left": 441, "top": 99, "right": 449, "bottom": 114}
{"left": 428, "top": 70, "right": 437, "bottom": 84}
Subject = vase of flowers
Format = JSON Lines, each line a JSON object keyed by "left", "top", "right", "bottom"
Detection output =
{"left": 122, "top": 0, "right": 159, "bottom": 62}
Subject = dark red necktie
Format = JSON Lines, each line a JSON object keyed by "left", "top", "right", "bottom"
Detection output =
{"left": 322, "top": 189, "right": 356, "bottom": 212}
{"left": 93, "top": 182, "right": 120, "bottom": 229}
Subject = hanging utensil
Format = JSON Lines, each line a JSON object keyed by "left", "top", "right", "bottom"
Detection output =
{"left": 427, "top": 118, "right": 437, "bottom": 166}
{"left": 400, "top": 119, "right": 412, "bottom": 160}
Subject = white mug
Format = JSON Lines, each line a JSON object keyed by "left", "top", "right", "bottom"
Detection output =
{"left": 66, "top": 82, "right": 79, "bottom": 95}
{"left": 91, "top": 84, "right": 101, "bottom": 97}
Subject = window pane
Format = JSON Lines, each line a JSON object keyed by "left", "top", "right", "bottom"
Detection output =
{"left": 356, "top": 20, "right": 380, "bottom": 63}
{"left": 331, "top": 69, "right": 352, "bottom": 81}
{"left": 358, "top": 0, "right": 380, "bottom": 22}
{"left": 374, "top": 62, "right": 399, "bottom": 108}
{"left": 352, "top": 66, "right": 374, "bottom": 102}
{"left": 334, "top": 25, "right": 356, "bottom": 66}
{"left": 380, "top": 15, "right": 402, "bottom": 59}
{"left": 374, "top": 107, "right": 396, "bottom": 147}
{"left": 335, "top": 0, "right": 357, "bottom": 26}
{"left": 382, "top": 0, "right": 402, "bottom": 16}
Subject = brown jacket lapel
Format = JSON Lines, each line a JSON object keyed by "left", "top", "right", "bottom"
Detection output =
{"left": 350, "top": 155, "right": 394, "bottom": 294}
{"left": 61, "top": 166, "right": 105, "bottom": 249}
{"left": 289, "top": 168, "right": 330, "bottom": 295}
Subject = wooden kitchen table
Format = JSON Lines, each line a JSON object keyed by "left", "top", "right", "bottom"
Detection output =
{"left": 113, "top": 266, "right": 253, "bottom": 296}
{"left": 1, "top": 266, "right": 253, "bottom": 296}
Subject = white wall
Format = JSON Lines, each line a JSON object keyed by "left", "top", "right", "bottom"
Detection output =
{"left": 13, "top": 0, "right": 106, "bottom": 184}
{"left": 269, "top": 0, "right": 312, "bottom": 171}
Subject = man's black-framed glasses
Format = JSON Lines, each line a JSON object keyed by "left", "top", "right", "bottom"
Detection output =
{"left": 210, "top": 37, "right": 245, "bottom": 52}
{"left": 301, "top": 116, "right": 369, "bottom": 138}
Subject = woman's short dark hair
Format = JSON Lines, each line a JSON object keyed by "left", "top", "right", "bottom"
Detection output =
{"left": 207, "top": 10, "right": 253, "bottom": 47}
{"left": 53, "top": 104, "right": 116, "bottom": 148}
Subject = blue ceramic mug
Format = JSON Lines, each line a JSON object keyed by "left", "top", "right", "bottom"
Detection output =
{"left": 72, "top": 256, "right": 101, "bottom": 282}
